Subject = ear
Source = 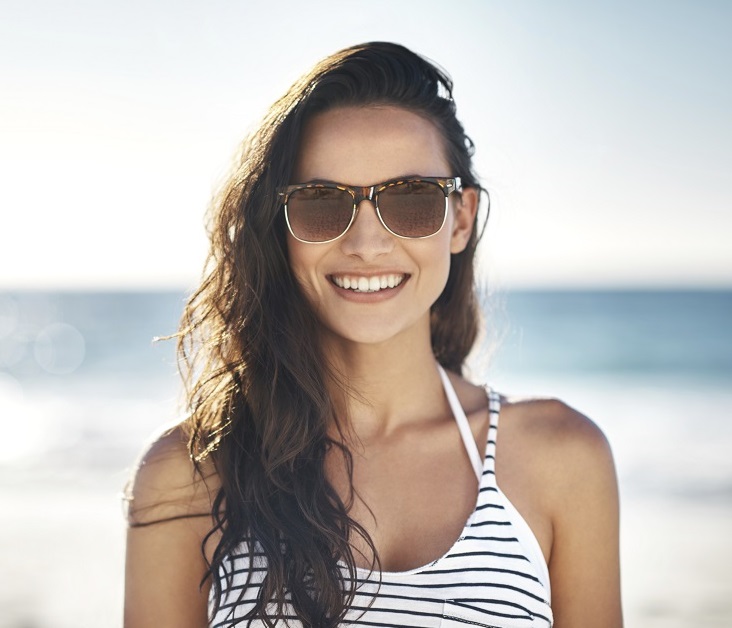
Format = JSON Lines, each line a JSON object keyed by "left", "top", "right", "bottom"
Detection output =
{"left": 450, "top": 186, "right": 479, "bottom": 254}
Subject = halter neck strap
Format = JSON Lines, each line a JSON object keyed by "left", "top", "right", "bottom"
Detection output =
{"left": 436, "top": 364, "right": 483, "bottom": 481}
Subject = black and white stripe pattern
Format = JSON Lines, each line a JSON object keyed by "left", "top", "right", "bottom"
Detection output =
{"left": 210, "top": 387, "right": 553, "bottom": 627}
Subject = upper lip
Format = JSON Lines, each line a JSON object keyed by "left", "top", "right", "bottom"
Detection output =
{"left": 328, "top": 270, "right": 409, "bottom": 277}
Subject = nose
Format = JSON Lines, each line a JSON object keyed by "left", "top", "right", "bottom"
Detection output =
{"left": 339, "top": 199, "right": 394, "bottom": 260}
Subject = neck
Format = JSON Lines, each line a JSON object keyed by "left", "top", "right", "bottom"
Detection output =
{"left": 322, "top": 321, "right": 452, "bottom": 442}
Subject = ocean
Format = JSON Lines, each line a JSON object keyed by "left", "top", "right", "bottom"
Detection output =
{"left": 0, "top": 289, "right": 730, "bottom": 627}
{"left": 2, "top": 289, "right": 730, "bottom": 497}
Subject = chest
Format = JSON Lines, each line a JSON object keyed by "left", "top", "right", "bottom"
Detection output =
{"left": 328, "top": 415, "right": 489, "bottom": 572}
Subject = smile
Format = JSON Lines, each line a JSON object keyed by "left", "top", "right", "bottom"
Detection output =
{"left": 330, "top": 274, "right": 406, "bottom": 293}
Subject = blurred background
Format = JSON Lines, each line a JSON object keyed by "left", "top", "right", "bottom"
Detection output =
{"left": 1, "top": 1, "right": 730, "bottom": 626}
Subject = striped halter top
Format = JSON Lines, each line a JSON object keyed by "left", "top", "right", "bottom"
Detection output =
{"left": 210, "top": 365, "right": 553, "bottom": 627}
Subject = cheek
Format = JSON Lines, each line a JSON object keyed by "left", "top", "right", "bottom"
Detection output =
{"left": 413, "top": 232, "right": 453, "bottom": 291}
{"left": 286, "top": 237, "right": 324, "bottom": 301}
{"left": 436, "top": 226, "right": 458, "bottom": 286}
{"left": 286, "top": 239, "right": 308, "bottom": 282}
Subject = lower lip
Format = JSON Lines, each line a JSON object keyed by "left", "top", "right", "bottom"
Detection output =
{"left": 329, "top": 277, "right": 409, "bottom": 302}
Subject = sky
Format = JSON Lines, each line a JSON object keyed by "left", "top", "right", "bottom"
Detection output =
{"left": 1, "top": 0, "right": 730, "bottom": 289}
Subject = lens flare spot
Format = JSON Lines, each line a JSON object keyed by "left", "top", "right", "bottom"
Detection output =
{"left": 34, "top": 323, "right": 86, "bottom": 375}
{"left": 0, "top": 295, "right": 19, "bottom": 339}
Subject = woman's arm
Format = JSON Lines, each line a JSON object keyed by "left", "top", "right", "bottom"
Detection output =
{"left": 544, "top": 402, "right": 623, "bottom": 627}
{"left": 124, "top": 426, "right": 219, "bottom": 628}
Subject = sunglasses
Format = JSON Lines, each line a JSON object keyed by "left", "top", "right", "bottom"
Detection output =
{"left": 278, "top": 176, "right": 462, "bottom": 244}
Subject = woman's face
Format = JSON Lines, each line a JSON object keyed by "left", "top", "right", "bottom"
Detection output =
{"left": 287, "top": 105, "right": 476, "bottom": 349}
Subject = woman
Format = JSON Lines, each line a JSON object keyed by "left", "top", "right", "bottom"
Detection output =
{"left": 125, "top": 42, "right": 622, "bottom": 627}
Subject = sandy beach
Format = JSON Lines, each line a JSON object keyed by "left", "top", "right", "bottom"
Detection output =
{"left": 620, "top": 497, "right": 732, "bottom": 627}
{"left": 1, "top": 472, "right": 730, "bottom": 628}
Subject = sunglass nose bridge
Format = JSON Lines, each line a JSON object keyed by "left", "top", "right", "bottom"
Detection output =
{"left": 351, "top": 184, "right": 378, "bottom": 206}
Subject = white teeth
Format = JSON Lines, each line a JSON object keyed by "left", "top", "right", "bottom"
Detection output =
{"left": 332, "top": 274, "right": 405, "bottom": 293}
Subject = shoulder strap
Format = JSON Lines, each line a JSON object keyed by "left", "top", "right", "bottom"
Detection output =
{"left": 436, "top": 364, "right": 483, "bottom": 481}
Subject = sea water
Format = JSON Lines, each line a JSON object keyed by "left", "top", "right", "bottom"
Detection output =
{"left": 1, "top": 289, "right": 730, "bottom": 502}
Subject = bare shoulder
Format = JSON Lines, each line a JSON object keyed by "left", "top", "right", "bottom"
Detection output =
{"left": 125, "top": 422, "right": 220, "bottom": 526}
{"left": 124, "top": 423, "right": 220, "bottom": 627}
{"left": 497, "top": 394, "right": 620, "bottom": 533}
{"left": 500, "top": 395, "right": 615, "bottom": 478}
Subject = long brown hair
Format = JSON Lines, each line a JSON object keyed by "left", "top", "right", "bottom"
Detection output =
{"left": 180, "top": 41, "right": 485, "bottom": 627}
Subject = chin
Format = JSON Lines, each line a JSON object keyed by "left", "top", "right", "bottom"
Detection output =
{"left": 326, "top": 327, "right": 398, "bottom": 347}
{"left": 321, "top": 315, "right": 429, "bottom": 350}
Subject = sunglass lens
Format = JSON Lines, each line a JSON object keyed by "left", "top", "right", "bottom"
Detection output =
{"left": 287, "top": 187, "right": 353, "bottom": 242}
{"left": 378, "top": 181, "right": 446, "bottom": 237}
